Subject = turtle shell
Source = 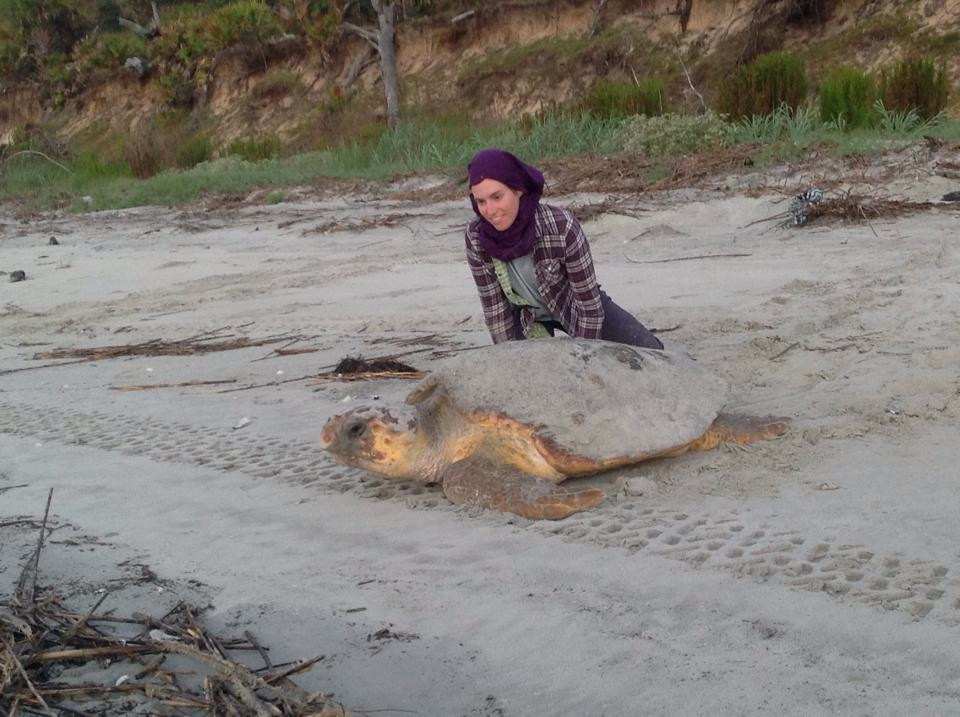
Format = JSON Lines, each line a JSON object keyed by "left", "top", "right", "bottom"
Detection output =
{"left": 413, "top": 338, "right": 729, "bottom": 463}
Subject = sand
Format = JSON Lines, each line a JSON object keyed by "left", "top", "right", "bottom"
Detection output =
{"left": 2, "top": 144, "right": 960, "bottom": 715}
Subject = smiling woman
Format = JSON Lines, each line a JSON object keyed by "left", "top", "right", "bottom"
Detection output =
{"left": 464, "top": 148, "right": 663, "bottom": 348}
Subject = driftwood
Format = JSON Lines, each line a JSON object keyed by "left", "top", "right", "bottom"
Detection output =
{"left": 749, "top": 191, "right": 938, "bottom": 230}
{"left": 110, "top": 379, "right": 238, "bottom": 392}
{"left": 33, "top": 326, "right": 297, "bottom": 361}
{"left": 625, "top": 252, "right": 752, "bottom": 264}
{"left": 0, "top": 494, "right": 350, "bottom": 716}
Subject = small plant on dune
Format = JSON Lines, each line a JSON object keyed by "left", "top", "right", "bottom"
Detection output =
{"left": 175, "top": 132, "right": 214, "bottom": 169}
{"left": 872, "top": 100, "right": 944, "bottom": 134}
{"left": 734, "top": 104, "right": 819, "bottom": 144}
{"left": 878, "top": 57, "right": 949, "bottom": 120}
{"left": 718, "top": 51, "right": 809, "bottom": 119}
{"left": 123, "top": 114, "right": 212, "bottom": 177}
{"left": 620, "top": 112, "right": 736, "bottom": 157}
{"left": 582, "top": 78, "right": 666, "bottom": 118}
{"left": 223, "top": 134, "right": 283, "bottom": 161}
{"left": 818, "top": 66, "right": 876, "bottom": 130}
{"left": 71, "top": 30, "right": 148, "bottom": 76}
{"left": 254, "top": 69, "right": 303, "bottom": 98}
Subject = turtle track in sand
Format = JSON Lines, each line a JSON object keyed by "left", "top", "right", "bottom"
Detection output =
{"left": 2, "top": 399, "right": 959, "bottom": 626}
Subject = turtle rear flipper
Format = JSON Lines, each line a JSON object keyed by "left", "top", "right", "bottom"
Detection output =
{"left": 442, "top": 457, "right": 605, "bottom": 520}
{"left": 692, "top": 412, "right": 791, "bottom": 451}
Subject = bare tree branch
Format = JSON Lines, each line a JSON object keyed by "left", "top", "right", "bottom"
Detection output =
{"left": 589, "top": 0, "right": 608, "bottom": 37}
{"left": 342, "top": 21, "right": 379, "bottom": 49}
{"left": 451, "top": 9, "right": 476, "bottom": 24}
{"left": 118, "top": 0, "right": 161, "bottom": 38}
{"left": 674, "top": 40, "right": 707, "bottom": 114}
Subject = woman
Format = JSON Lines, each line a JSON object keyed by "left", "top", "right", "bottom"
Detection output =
{"left": 465, "top": 148, "right": 663, "bottom": 349}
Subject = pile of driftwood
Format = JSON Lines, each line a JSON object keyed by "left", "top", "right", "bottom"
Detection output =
{"left": 1, "top": 491, "right": 349, "bottom": 716}
{"left": 804, "top": 193, "right": 934, "bottom": 223}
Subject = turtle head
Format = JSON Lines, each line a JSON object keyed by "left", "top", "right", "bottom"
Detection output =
{"left": 321, "top": 405, "right": 421, "bottom": 479}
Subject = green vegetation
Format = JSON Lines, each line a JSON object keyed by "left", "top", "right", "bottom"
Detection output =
{"left": 223, "top": 134, "right": 283, "bottom": 161}
{"left": 582, "top": 79, "right": 666, "bottom": 118}
{"left": 818, "top": 67, "right": 876, "bottom": 130}
{"left": 619, "top": 112, "right": 736, "bottom": 156}
{"left": 72, "top": 31, "right": 149, "bottom": 75}
{"left": 1, "top": 3, "right": 958, "bottom": 211}
{"left": 718, "top": 52, "right": 809, "bottom": 119}
{"left": 879, "top": 58, "right": 948, "bottom": 120}
{"left": 5, "top": 107, "right": 960, "bottom": 212}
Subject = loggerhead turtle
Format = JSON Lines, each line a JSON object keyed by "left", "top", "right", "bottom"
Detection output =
{"left": 321, "top": 338, "right": 789, "bottom": 520}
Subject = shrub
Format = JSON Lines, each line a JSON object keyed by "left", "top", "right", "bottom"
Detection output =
{"left": 254, "top": 69, "right": 303, "bottom": 98}
{"left": 872, "top": 100, "right": 944, "bottom": 134}
{"left": 818, "top": 66, "right": 876, "bottom": 129}
{"left": 879, "top": 57, "right": 948, "bottom": 120}
{"left": 148, "top": 1, "right": 282, "bottom": 105}
{"left": 210, "top": 1, "right": 282, "bottom": 48}
{"left": 582, "top": 78, "right": 666, "bottom": 118}
{"left": 124, "top": 127, "right": 165, "bottom": 179}
{"left": 71, "top": 30, "right": 148, "bottom": 75}
{"left": 223, "top": 134, "right": 283, "bottom": 161}
{"left": 123, "top": 115, "right": 208, "bottom": 177}
{"left": 620, "top": 112, "right": 737, "bottom": 157}
{"left": 734, "top": 104, "right": 820, "bottom": 144}
{"left": 718, "top": 51, "right": 809, "bottom": 119}
{"left": 0, "top": 0, "right": 95, "bottom": 80}
{"left": 175, "top": 133, "right": 214, "bottom": 169}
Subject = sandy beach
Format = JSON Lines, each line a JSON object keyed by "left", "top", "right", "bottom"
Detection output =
{"left": 3, "top": 144, "right": 960, "bottom": 715}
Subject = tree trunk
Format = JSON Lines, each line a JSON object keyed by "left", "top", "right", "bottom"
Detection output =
{"left": 371, "top": 0, "right": 399, "bottom": 130}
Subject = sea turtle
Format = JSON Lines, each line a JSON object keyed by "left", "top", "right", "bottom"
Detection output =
{"left": 321, "top": 338, "right": 789, "bottom": 520}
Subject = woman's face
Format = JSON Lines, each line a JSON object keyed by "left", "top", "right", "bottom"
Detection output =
{"left": 471, "top": 178, "right": 523, "bottom": 231}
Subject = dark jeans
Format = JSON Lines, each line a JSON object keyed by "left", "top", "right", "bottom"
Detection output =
{"left": 542, "top": 290, "right": 663, "bottom": 350}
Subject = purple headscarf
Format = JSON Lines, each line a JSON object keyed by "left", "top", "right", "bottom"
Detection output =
{"left": 468, "top": 149, "right": 545, "bottom": 261}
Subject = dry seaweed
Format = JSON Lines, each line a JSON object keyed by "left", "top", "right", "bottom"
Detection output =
{"left": 310, "top": 355, "right": 425, "bottom": 383}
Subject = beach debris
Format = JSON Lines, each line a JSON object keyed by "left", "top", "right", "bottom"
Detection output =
{"left": 789, "top": 188, "right": 823, "bottom": 226}
{"left": 1, "top": 491, "right": 350, "bottom": 716}
{"left": 33, "top": 325, "right": 298, "bottom": 362}
{"left": 233, "top": 416, "right": 252, "bottom": 430}
{"left": 48, "top": 236, "right": 59, "bottom": 245}
{"left": 816, "top": 481, "right": 840, "bottom": 491}
{"left": 807, "top": 192, "right": 935, "bottom": 224}
{"left": 312, "top": 355, "right": 425, "bottom": 383}
{"left": 749, "top": 190, "right": 938, "bottom": 231}
{"left": 301, "top": 211, "right": 439, "bottom": 236}
{"left": 9, "top": 270, "right": 26, "bottom": 283}
{"left": 110, "top": 378, "right": 238, "bottom": 391}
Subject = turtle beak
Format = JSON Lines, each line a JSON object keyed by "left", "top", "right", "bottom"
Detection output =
{"left": 319, "top": 419, "right": 336, "bottom": 450}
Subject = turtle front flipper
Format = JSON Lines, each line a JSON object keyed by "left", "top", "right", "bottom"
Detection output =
{"left": 441, "top": 457, "right": 605, "bottom": 520}
{"left": 691, "top": 412, "right": 791, "bottom": 451}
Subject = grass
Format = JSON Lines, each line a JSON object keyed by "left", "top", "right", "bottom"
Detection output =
{"left": 2, "top": 110, "right": 959, "bottom": 211}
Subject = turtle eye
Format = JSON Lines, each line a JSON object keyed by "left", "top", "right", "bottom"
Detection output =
{"left": 346, "top": 421, "right": 367, "bottom": 440}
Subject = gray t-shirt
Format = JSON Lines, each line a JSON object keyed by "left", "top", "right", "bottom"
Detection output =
{"left": 505, "top": 254, "right": 555, "bottom": 321}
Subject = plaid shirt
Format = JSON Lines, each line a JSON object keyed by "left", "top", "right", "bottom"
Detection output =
{"left": 465, "top": 204, "right": 604, "bottom": 344}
